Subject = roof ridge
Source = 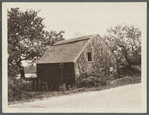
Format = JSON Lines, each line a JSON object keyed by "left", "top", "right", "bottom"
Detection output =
{"left": 68, "top": 34, "right": 95, "bottom": 39}
{"left": 53, "top": 34, "right": 95, "bottom": 46}
{"left": 53, "top": 38, "right": 90, "bottom": 46}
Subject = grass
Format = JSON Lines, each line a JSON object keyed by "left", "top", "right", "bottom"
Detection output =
{"left": 8, "top": 65, "right": 141, "bottom": 105}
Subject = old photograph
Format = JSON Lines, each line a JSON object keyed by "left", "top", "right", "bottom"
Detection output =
{"left": 2, "top": 2, "right": 147, "bottom": 113}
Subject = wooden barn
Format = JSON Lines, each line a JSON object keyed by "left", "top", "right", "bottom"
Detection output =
{"left": 33, "top": 34, "right": 117, "bottom": 91}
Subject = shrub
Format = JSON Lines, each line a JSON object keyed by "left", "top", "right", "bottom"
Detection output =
{"left": 8, "top": 77, "right": 32, "bottom": 102}
{"left": 77, "top": 76, "right": 104, "bottom": 88}
{"left": 119, "top": 66, "right": 141, "bottom": 76}
{"left": 106, "top": 76, "right": 134, "bottom": 87}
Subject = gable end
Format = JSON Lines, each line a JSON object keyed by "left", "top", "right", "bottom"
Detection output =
{"left": 73, "top": 34, "right": 98, "bottom": 62}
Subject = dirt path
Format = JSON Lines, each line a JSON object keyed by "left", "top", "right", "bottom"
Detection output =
{"left": 9, "top": 84, "right": 141, "bottom": 108}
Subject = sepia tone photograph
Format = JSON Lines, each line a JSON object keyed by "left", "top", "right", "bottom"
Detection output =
{"left": 2, "top": 2, "right": 147, "bottom": 113}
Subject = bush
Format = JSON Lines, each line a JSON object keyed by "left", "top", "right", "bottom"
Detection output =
{"left": 119, "top": 66, "right": 141, "bottom": 76}
{"left": 106, "top": 76, "right": 133, "bottom": 87}
{"left": 8, "top": 77, "right": 32, "bottom": 102}
{"left": 77, "top": 76, "right": 105, "bottom": 88}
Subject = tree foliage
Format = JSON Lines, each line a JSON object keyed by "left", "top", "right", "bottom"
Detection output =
{"left": 104, "top": 24, "right": 141, "bottom": 68}
{"left": 8, "top": 8, "right": 64, "bottom": 78}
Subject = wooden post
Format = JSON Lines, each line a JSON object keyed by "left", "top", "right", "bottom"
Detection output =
{"left": 61, "top": 75, "right": 64, "bottom": 92}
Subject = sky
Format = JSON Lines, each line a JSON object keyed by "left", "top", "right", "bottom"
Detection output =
{"left": 4, "top": 2, "right": 147, "bottom": 66}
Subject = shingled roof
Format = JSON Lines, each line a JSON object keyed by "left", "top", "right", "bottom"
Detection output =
{"left": 37, "top": 34, "right": 95, "bottom": 64}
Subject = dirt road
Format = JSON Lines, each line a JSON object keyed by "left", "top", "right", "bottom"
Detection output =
{"left": 9, "top": 84, "right": 141, "bottom": 108}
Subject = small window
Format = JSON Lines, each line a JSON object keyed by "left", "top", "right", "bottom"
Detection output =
{"left": 88, "top": 52, "right": 92, "bottom": 61}
{"left": 60, "top": 63, "right": 64, "bottom": 68}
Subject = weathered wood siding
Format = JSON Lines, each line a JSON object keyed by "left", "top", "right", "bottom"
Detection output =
{"left": 37, "top": 62, "right": 75, "bottom": 91}
{"left": 74, "top": 35, "right": 117, "bottom": 82}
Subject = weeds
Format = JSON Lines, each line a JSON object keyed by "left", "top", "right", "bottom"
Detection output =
{"left": 8, "top": 65, "right": 141, "bottom": 105}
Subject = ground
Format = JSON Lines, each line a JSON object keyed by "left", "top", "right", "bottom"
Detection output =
{"left": 9, "top": 83, "right": 141, "bottom": 108}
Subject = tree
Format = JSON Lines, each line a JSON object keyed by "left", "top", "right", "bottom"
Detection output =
{"left": 8, "top": 8, "right": 64, "bottom": 78}
{"left": 104, "top": 24, "right": 141, "bottom": 68}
